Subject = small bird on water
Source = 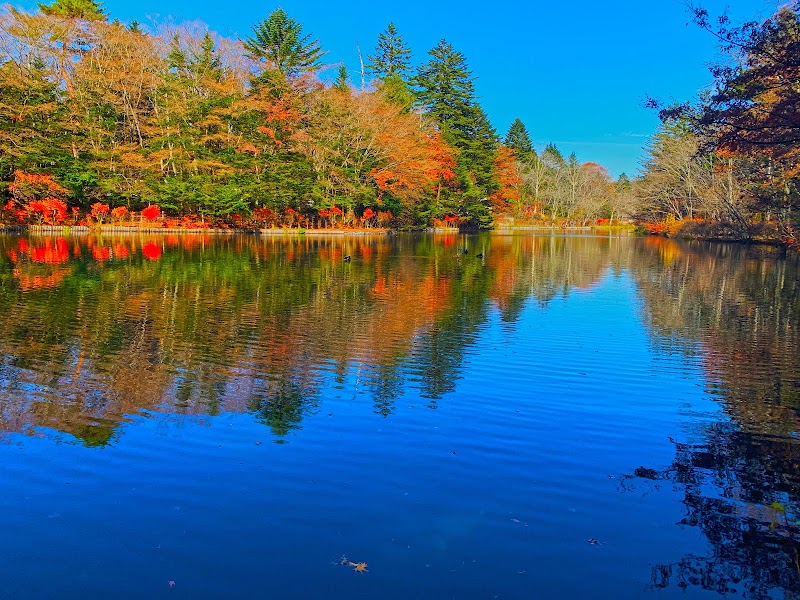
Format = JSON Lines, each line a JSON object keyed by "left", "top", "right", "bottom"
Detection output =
{"left": 344, "top": 255, "right": 351, "bottom": 262}
{"left": 476, "top": 253, "right": 484, "bottom": 258}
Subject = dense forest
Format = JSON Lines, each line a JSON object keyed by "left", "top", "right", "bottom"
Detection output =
{"left": 0, "top": 0, "right": 611, "bottom": 229}
{"left": 0, "top": 0, "right": 797, "bottom": 239}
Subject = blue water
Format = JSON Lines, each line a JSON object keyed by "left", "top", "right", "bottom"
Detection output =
{"left": 0, "top": 233, "right": 796, "bottom": 598}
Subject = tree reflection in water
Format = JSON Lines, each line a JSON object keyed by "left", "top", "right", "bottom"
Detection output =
{"left": 1, "top": 232, "right": 799, "bottom": 596}
{"left": 624, "top": 239, "right": 800, "bottom": 599}
{"left": 0, "top": 232, "right": 616, "bottom": 441}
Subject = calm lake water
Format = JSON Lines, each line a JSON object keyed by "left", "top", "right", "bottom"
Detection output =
{"left": 0, "top": 232, "right": 798, "bottom": 599}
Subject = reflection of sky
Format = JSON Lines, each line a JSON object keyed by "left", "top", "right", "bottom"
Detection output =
{"left": 0, "top": 262, "right": 733, "bottom": 598}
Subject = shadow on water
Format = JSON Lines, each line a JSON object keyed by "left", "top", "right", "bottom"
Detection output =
{"left": 0, "top": 232, "right": 799, "bottom": 596}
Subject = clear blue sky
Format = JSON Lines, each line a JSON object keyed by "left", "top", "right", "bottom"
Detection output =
{"left": 82, "top": 0, "right": 784, "bottom": 177}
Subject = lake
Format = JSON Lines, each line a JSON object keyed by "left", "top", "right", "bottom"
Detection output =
{"left": 0, "top": 232, "right": 797, "bottom": 599}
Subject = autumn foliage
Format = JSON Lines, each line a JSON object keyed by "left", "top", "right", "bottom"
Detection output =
{"left": 90, "top": 203, "right": 110, "bottom": 223}
{"left": 0, "top": 4, "right": 625, "bottom": 231}
{"left": 4, "top": 171, "right": 69, "bottom": 225}
{"left": 141, "top": 205, "right": 161, "bottom": 221}
{"left": 640, "top": 4, "right": 800, "bottom": 245}
{"left": 490, "top": 146, "right": 521, "bottom": 212}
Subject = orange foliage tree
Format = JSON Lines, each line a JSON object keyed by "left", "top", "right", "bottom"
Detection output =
{"left": 490, "top": 145, "right": 521, "bottom": 215}
{"left": 366, "top": 108, "right": 457, "bottom": 220}
{"left": 90, "top": 202, "right": 110, "bottom": 224}
{"left": 7, "top": 171, "right": 70, "bottom": 225}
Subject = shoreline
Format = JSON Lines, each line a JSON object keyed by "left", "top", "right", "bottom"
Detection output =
{"left": 0, "top": 224, "right": 793, "bottom": 247}
{"left": 0, "top": 224, "right": 625, "bottom": 234}
{"left": 0, "top": 225, "right": 394, "bottom": 236}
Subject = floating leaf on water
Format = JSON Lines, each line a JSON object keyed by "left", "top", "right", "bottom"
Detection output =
{"left": 336, "top": 555, "right": 368, "bottom": 573}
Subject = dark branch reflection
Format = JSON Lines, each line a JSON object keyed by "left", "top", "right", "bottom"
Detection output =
{"left": 623, "top": 240, "right": 800, "bottom": 599}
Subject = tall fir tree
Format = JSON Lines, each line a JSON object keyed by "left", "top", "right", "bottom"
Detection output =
{"left": 414, "top": 39, "right": 498, "bottom": 227}
{"left": 333, "top": 64, "right": 349, "bottom": 92}
{"left": 366, "top": 23, "right": 412, "bottom": 80}
{"left": 504, "top": 118, "right": 533, "bottom": 161}
{"left": 243, "top": 9, "right": 324, "bottom": 80}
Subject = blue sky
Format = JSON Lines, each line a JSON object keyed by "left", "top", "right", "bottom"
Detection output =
{"left": 84, "top": 0, "right": 783, "bottom": 176}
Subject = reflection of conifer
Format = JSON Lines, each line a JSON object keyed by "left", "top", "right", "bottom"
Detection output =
{"left": 249, "top": 379, "right": 317, "bottom": 438}
{"left": 369, "top": 363, "right": 404, "bottom": 417}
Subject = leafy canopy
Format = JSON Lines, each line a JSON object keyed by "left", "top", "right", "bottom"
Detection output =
{"left": 414, "top": 39, "right": 499, "bottom": 225}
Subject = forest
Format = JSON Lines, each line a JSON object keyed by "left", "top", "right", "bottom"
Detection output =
{"left": 0, "top": 0, "right": 797, "bottom": 240}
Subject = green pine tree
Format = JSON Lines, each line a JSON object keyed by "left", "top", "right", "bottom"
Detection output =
{"left": 334, "top": 64, "right": 349, "bottom": 92}
{"left": 542, "top": 143, "right": 565, "bottom": 167}
{"left": 243, "top": 9, "right": 325, "bottom": 79}
{"left": 39, "top": 0, "right": 105, "bottom": 20}
{"left": 378, "top": 74, "right": 414, "bottom": 109}
{"left": 366, "top": 23, "right": 412, "bottom": 80}
{"left": 414, "top": 39, "right": 498, "bottom": 227}
{"left": 504, "top": 118, "right": 533, "bottom": 161}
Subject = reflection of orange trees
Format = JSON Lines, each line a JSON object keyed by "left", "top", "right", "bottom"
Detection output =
{"left": 359, "top": 271, "right": 452, "bottom": 362}
{"left": 0, "top": 233, "right": 642, "bottom": 443}
{"left": 6, "top": 238, "right": 74, "bottom": 290}
{"left": 12, "top": 265, "right": 73, "bottom": 290}
{"left": 243, "top": 235, "right": 456, "bottom": 368}
{"left": 644, "top": 236, "right": 682, "bottom": 265}
{"left": 26, "top": 238, "right": 70, "bottom": 264}
{"left": 141, "top": 242, "right": 162, "bottom": 261}
{"left": 486, "top": 236, "right": 613, "bottom": 313}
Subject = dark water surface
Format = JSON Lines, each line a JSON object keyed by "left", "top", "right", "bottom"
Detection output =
{"left": 0, "top": 232, "right": 798, "bottom": 599}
